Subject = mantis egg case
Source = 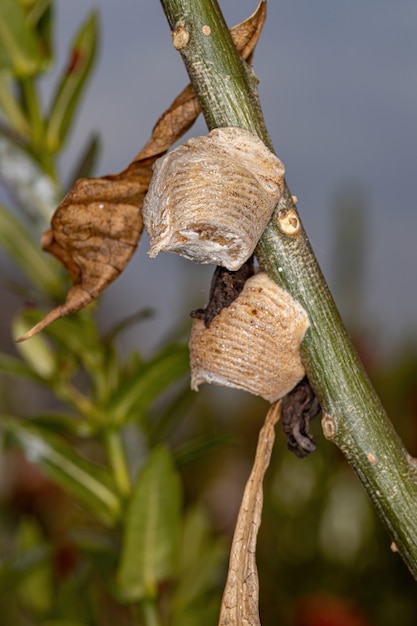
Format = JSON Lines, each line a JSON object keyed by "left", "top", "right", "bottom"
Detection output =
{"left": 143, "top": 127, "right": 285, "bottom": 271}
{"left": 189, "top": 273, "right": 309, "bottom": 402}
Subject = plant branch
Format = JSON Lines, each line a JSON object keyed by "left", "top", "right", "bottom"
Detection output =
{"left": 158, "top": 0, "right": 417, "bottom": 577}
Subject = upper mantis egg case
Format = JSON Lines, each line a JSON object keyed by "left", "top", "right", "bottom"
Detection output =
{"left": 143, "top": 127, "right": 285, "bottom": 271}
{"left": 189, "top": 272, "right": 310, "bottom": 402}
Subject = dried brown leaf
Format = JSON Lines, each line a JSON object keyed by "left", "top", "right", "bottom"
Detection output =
{"left": 218, "top": 401, "right": 281, "bottom": 626}
{"left": 17, "top": 2, "right": 267, "bottom": 342}
{"left": 135, "top": 0, "right": 267, "bottom": 160}
{"left": 16, "top": 160, "right": 152, "bottom": 342}
{"left": 230, "top": 0, "right": 267, "bottom": 62}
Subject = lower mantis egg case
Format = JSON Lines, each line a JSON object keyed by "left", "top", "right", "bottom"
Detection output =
{"left": 189, "top": 273, "right": 309, "bottom": 402}
{"left": 143, "top": 127, "right": 285, "bottom": 271}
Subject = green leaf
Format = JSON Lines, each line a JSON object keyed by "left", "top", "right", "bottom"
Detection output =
{"left": 0, "top": 0, "right": 47, "bottom": 76}
{"left": 107, "top": 345, "right": 189, "bottom": 425}
{"left": 149, "top": 385, "right": 194, "bottom": 443}
{"left": 27, "top": 0, "right": 53, "bottom": 67}
{"left": 174, "top": 433, "right": 235, "bottom": 468}
{"left": 2, "top": 417, "right": 122, "bottom": 526}
{"left": 104, "top": 308, "right": 154, "bottom": 344}
{"left": 46, "top": 12, "right": 98, "bottom": 152}
{"left": 116, "top": 446, "right": 182, "bottom": 602}
{"left": 0, "top": 70, "right": 30, "bottom": 135}
{"left": 171, "top": 507, "right": 226, "bottom": 619}
{"left": 0, "top": 203, "right": 61, "bottom": 293}
{"left": 66, "top": 133, "right": 101, "bottom": 189}
{"left": 28, "top": 413, "right": 99, "bottom": 438}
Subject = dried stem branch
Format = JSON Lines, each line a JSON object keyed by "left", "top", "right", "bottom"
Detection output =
{"left": 158, "top": 0, "right": 417, "bottom": 577}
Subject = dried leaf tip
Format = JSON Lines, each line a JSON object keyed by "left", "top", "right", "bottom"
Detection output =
{"left": 16, "top": 167, "right": 146, "bottom": 342}
{"left": 143, "top": 128, "right": 285, "bottom": 271}
{"left": 15, "top": 286, "right": 92, "bottom": 343}
{"left": 190, "top": 273, "right": 309, "bottom": 402}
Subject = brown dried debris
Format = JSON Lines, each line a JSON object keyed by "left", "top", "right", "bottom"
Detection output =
{"left": 190, "top": 257, "right": 255, "bottom": 327}
{"left": 17, "top": 160, "right": 152, "bottom": 342}
{"left": 282, "top": 376, "right": 321, "bottom": 457}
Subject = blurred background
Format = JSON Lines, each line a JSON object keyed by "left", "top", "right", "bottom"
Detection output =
{"left": 1, "top": 1, "right": 417, "bottom": 625}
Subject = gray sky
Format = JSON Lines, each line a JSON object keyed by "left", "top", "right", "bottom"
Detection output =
{"left": 42, "top": 1, "right": 417, "bottom": 354}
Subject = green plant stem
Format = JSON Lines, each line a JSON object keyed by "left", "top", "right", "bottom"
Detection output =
{"left": 140, "top": 599, "right": 163, "bottom": 626}
{"left": 55, "top": 382, "right": 100, "bottom": 419}
{"left": 104, "top": 429, "right": 131, "bottom": 498}
{"left": 158, "top": 0, "right": 417, "bottom": 577}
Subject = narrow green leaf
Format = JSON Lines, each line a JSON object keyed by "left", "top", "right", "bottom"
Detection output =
{"left": 0, "top": 204, "right": 61, "bottom": 293}
{"left": 27, "top": 0, "right": 53, "bottom": 67}
{"left": 26, "top": 0, "right": 52, "bottom": 27}
{"left": 0, "top": 0, "right": 46, "bottom": 76}
{"left": 46, "top": 12, "right": 98, "bottom": 152}
{"left": 108, "top": 345, "right": 189, "bottom": 425}
{"left": 0, "top": 70, "right": 30, "bottom": 135}
{"left": 174, "top": 434, "right": 235, "bottom": 468}
{"left": 66, "top": 133, "right": 101, "bottom": 189}
{"left": 2, "top": 417, "right": 122, "bottom": 526}
{"left": 171, "top": 507, "right": 226, "bottom": 619}
{"left": 29, "top": 413, "right": 99, "bottom": 438}
{"left": 149, "top": 385, "right": 194, "bottom": 443}
{"left": 116, "top": 446, "right": 182, "bottom": 602}
{"left": 104, "top": 308, "right": 154, "bottom": 344}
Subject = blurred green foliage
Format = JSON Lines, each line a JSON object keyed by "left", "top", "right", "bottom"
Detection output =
{"left": 0, "top": 2, "right": 416, "bottom": 625}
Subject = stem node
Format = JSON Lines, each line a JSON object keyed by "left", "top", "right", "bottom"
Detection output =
{"left": 277, "top": 207, "right": 301, "bottom": 236}
{"left": 321, "top": 414, "right": 337, "bottom": 440}
{"left": 172, "top": 19, "right": 189, "bottom": 49}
